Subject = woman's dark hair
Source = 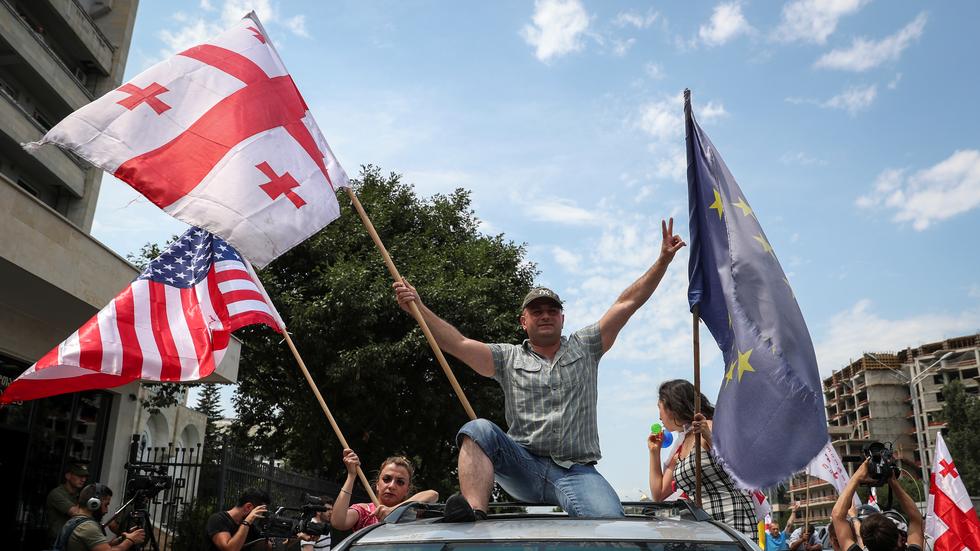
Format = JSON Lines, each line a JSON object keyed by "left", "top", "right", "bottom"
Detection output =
{"left": 860, "top": 514, "right": 900, "bottom": 551}
{"left": 658, "top": 379, "right": 715, "bottom": 424}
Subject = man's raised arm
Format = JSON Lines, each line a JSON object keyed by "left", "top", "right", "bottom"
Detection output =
{"left": 598, "top": 218, "right": 685, "bottom": 353}
{"left": 393, "top": 279, "right": 495, "bottom": 377}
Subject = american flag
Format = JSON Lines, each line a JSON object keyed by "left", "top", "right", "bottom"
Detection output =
{"left": 0, "top": 227, "right": 283, "bottom": 404}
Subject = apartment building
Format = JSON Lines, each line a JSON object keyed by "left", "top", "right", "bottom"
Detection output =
{"left": 0, "top": 2, "right": 238, "bottom": 548}
{"left": 775, "top": 333, "right": 979, "bottom": 525}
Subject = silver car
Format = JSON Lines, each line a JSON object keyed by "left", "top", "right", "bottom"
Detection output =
{"left": 331, "top": 501, "right": 762, "bottom": 551}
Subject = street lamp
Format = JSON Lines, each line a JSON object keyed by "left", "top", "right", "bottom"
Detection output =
{"left": 910, "top": 351, "right": 955, "bottom": 486}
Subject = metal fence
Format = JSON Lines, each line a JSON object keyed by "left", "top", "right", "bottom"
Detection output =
{"left": 122, "top": 435, "right": 356, "bottom": 551}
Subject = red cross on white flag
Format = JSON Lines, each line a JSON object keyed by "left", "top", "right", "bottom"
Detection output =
{"left": 926, "top": 432, "right": 980, "bottom": 551}
{"left": 26, "top": 12, "right": 349, "bottom": 268}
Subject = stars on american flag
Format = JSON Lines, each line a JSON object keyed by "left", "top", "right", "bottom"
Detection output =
{"left": 137, "top": 230, "right": 243, "bottom": 288}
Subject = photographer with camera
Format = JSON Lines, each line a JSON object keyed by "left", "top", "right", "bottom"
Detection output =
{"left": 299, "top": 496, "right": 333, "bottom": 550}
{"left": 206, "top": 488, "right": 271, "bottom": 551}
{"left": 831, "top": 459, "right": 924, "bottom": 551}
{"left": 50, "top": 483, "right": 146, "bottom": 551}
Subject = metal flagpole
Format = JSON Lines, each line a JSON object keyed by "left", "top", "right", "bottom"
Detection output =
{"left": 345, "top": 187, "right": 478, "bottom": 420}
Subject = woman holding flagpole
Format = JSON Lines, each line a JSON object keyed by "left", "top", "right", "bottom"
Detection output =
{"left": 332, "top": 448, "right": 438, "bottom": 531}
{"left": 648, "top": 379, "right": 756, "bottom": 539}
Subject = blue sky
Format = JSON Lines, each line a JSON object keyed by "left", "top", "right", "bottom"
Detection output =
{"left": 90, "top": 0, "right": 980, "bottom": 499}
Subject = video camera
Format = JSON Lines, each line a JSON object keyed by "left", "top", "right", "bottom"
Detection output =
{"left": 256, "top": 494, "right": 328, "bottom": 539}
{"left": 843, "top": 441, "right": 901, "bottom": 487}
{"left": 124, "top": 462, "right": 172, "bottom": 500}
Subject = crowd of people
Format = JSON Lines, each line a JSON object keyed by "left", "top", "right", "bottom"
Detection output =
{"left": 43, "top": 217, "right": 925, "bottom": 550}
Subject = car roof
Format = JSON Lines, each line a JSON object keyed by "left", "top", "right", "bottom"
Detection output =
{"left": 346, "top": 515, "right": 742, "bottom": 546}
{"left": 350, "top": 516, "right": 741, "bottom": 545}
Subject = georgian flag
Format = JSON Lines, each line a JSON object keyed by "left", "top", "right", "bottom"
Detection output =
{"left": 26, "top": 13, "right": 348, "bottom": 268}
{"left": 926, "top": 433, "right": 980, "bottom": 551}
{"left": 805, "top": 439, "right": 862, "bottom": 508}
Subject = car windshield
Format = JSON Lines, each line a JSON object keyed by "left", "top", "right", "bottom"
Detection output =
{"left": 354, "top": 543, "right": 743, "bottom": 551}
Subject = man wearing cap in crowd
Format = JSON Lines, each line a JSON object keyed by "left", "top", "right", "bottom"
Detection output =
{"left": 394, "top": 218, "right": 685, "bottom": 521}
{"left": 46, "top": 463, "right": 89, "bottom": 544}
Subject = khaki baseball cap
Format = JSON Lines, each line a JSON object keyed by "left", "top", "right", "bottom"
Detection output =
{"left": 521, "top": 287, "right": 563, "bottom": 310}
{"left": 67, "top": 463, "right": 90, "bottom": 477}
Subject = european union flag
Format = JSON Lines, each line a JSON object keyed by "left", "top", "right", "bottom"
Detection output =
{"left": 685, "top": 92, "right": 827, "bottom": 489}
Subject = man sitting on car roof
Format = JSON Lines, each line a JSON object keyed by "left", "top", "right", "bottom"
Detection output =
{"left": 394, "top": 218, "right": 685, "bottom": 522}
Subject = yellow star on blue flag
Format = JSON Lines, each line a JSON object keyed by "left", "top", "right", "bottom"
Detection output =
{"left": 685, "top": 90, "right": 826, "bottom": 489}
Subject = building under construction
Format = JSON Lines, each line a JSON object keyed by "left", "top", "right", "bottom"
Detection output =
{"left": 778, "top": 333, "right": 979, "bottom": 525}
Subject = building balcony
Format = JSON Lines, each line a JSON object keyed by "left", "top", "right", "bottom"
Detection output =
{"left": 0, "top": 87, "right": 86, "bottom": 196}
{"left": 38, "top": 0, "right": 115, "bottom": 74}
{"left": 0, "top": 0, "right": 94, "bottom": 110}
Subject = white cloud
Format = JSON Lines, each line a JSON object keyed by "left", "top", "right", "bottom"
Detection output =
{"left": 780, "top": 151, "right": 826, "bottom": 166}
{"left": 154, "top": 1, "right": 310, "bottom": 61}
{"left": 815, "top": 12, "right": 927, "bottom": 72}
{"left": 654, "top": 147, "right": 687, "bottom": 182}
{"left": 521, "top": 0, "right": 591, "bottom": 62}
{"left": 856, "top": 149, "right": 980, "bottom": 230}
{"left": 699, "top": 2, "right": 754, "bottom": 47}
{"left": 822, "top": 84, "right": 877, "bottom": 115}
{"left": 887, "top": 72, "right": 903, "bottom": 89}
{"left": 221, "top": 0, "right": 275, "bottom": 27}
{"left": 969, "top": 284, "right": 980, "bottom": 299}
{"left": 401, "top": 168, "right": 472, "bottom": 198}
{"left": 772, "top": 0, "right": 869, "bottom": 44}
{"left": 158, "top": 18, "right": 223, "bottom": 57}
{"left": 614, "top": 10, "right": 660, "bottom": 29}
{"left": 637, "top": 97, "right": 682, "bottom": 142}
{"left": 284, "top": 15, "right": 309, "bottom": 38}
{"left": 552, "top": 246, "right": 582, "bottom": 271}
{"left": 700, "top": 101, "right": 729, "bottom": 120}
{"left": 644, "top": 62, "right": 666, "bottom": 80}
{"left": 524, "top": 198, "right": 602, "bottom": 226}
{"left": 612, "top": 38, "right": 636, "bottom": 57}
{"left": 815, "top": 299, "right": 980, "bottom": 374}
{"left": 634, "top": 94, "right": 726, "bottom": 182}
{"left": 636, "top": 94, "right": 727, "bottom": 143}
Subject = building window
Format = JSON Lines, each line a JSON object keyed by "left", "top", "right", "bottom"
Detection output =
{"left": 32, "top": 109, "right": 52, "bottom": 131}
{"left": 937, "top": 391, "right": 945, "bottom": 402}
{"left": 933, "top": 374, "right": 945, "bottom": 385}
{"left": 16, "top": 179, "right": 39, "bottom": 198}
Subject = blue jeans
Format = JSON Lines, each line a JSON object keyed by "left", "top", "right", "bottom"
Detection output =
{"left": 457, "top": 419, "right": 624, "bottom": 518}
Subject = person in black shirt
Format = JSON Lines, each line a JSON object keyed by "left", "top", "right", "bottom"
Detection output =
{"left": 206, "top": 488, "right": 270, "bottom": 551}
{"left": 831, "top": 460, "right": 924, "bottom": 551}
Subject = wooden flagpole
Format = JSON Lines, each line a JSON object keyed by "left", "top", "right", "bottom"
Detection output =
{"left": 282, "top": 331, "right": 380, "bottom": 506}
{"left": 683, "top": 88, "right": 703, "bottom": 508}
{"left": 243, "top": 259, "right": 380, "bottom": 506}
{"left": 693, "top": 305, "right": 703, "bottom": 508}
{"left": 804, "top": 474, "right": 811, "bottom": 531}
{"left": 344, "top": 187, "right": 477, "bottom": 420}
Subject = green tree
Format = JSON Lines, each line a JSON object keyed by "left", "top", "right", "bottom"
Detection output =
{"left": 939, "top": 380, "right": 980, "bottom": 494}
{"left": 195, "top": 384, "right": 225, "bottom": 461}
{"left": 229, "top": 166, "right": 536, "bottom": 495}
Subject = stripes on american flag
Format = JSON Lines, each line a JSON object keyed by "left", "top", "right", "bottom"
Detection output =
{"left": 0, "top": 227, "right": 283, "bottom": 404}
